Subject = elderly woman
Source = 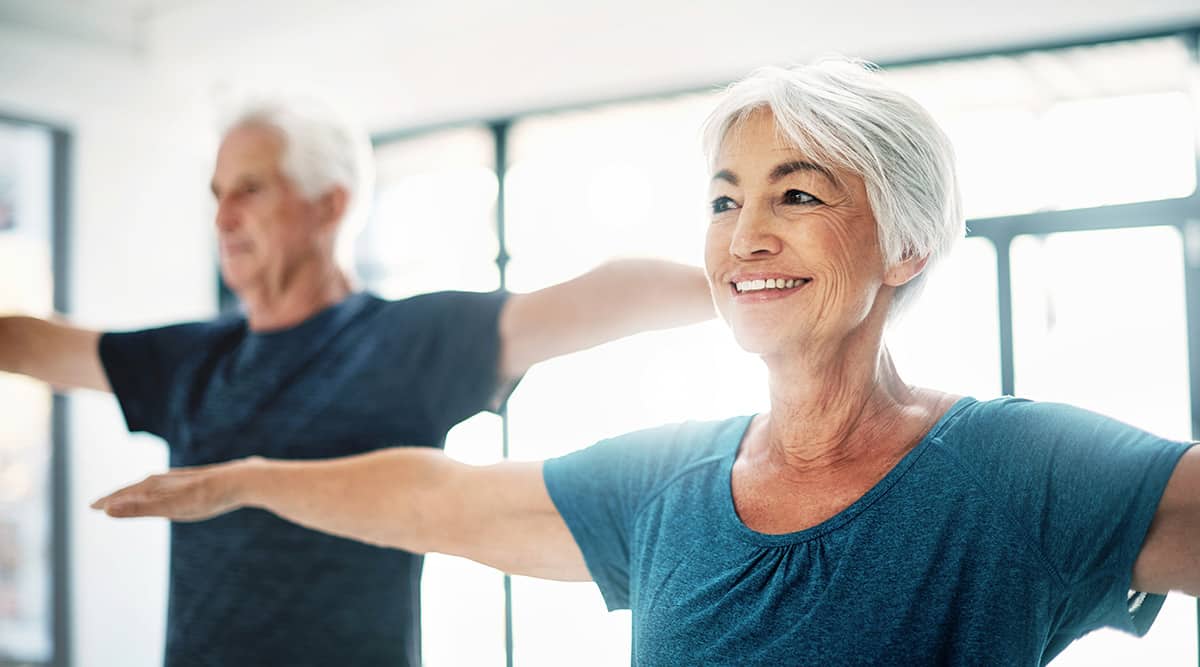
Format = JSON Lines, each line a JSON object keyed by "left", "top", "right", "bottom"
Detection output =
{"left": 94, "top": 59, "right": 1199, "bottom": 665}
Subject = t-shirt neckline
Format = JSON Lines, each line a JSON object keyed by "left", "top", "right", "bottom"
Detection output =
{"left": 243, "top": 291, "right": 373, "bottom": 340}
{"left": 720, "top": 395, "right": 977, "bottom": 547}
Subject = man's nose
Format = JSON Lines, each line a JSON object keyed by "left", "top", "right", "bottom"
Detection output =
{"left": 215, "top": 201, "right": 239, "bottom": 232}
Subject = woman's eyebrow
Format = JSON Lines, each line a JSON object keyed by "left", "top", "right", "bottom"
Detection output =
{"left": 769, "top": 160, "right": 837, "bottom": 187}
{"left": 711, "top": 169, "right": 738, "bottom": 186}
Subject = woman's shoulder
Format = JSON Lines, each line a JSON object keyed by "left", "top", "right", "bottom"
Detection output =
{"left": 947, "top": 396, "right": 1136, "bottom": 437}
{"left": 592, "top": 414, "right": 754, "bottom": 463}
{"left": 933, "top": 395, "right": 1188, "bottom": 470}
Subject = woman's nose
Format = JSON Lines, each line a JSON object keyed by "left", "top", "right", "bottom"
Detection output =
{"left": 729, "top": 204, "right": 781, "bottom": 259}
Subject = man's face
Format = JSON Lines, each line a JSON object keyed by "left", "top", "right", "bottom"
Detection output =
{"left": 210, "top": 123, "right": 333, "bottom": 293}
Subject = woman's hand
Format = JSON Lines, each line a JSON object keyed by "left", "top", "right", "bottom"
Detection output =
{"left": 91, "top": 457, "right": 264, "bottom": 522}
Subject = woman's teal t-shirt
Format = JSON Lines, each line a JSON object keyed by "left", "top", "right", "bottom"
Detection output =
{"left": 543, "top": 397, "right": 1193, "bottom": 666}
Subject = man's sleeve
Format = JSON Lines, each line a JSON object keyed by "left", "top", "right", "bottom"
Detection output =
{"left": 409, "top": 290, "right": 511, "bottom": 433}
{"left": 971, "top": 399, "right": 1194, "bottom": 636}
{"left": 98, "top": 322, "right": 216, "bottom": 438}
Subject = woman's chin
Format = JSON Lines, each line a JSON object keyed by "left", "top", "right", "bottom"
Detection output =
{"left": 728, "top": 326, "right": 798, "bottom": 358}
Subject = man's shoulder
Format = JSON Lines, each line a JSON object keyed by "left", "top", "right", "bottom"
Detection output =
{"left": 375, "top": 289, "right": 508, "bottom": 310}
{"left": 103, "top": 313, "right": 244, "bottom": 346}
{"left": 364, "top": 289, "right": 509, "bottom": 329}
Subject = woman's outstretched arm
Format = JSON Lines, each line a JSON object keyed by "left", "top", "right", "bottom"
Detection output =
{"left": 92, "top": 447, "right": 590, "bottom": 582}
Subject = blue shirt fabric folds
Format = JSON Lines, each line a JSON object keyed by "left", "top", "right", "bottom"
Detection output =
{"left": 100, "top": 290, "right": 510, "bottom": 667}
{"left": 543, "top": 397, "right": 1193, "bottom": 666}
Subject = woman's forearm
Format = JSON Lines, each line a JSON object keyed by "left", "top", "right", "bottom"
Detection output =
{"left": 237, "top": 447, "right": 458, "bottom": 552}
{"left": 93, "top": 446, "right": 585, "bottom": 579}
{"left": 93, "top": 446, "right": 462, "bottom": 554}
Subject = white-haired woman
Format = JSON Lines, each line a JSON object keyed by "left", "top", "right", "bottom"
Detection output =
{"left": 94, "top": 59, "right": 1200, "bottom": 665}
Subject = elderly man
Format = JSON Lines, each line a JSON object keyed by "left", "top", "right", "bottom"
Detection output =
{"left": 0, "top": 99, "right": 713, "bottom": 666}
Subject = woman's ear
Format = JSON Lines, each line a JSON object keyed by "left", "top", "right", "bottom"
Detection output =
{"left": 884, "top": 253, "right": 929, "bottom": 287}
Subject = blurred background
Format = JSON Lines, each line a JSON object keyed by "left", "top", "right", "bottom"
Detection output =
{"left": 1, "top": 0, "right": 1199, "bottom": 665}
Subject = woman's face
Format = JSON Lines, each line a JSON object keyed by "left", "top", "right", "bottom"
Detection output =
{"left": 704, "top": 109, "right": 914, "bottom": 357}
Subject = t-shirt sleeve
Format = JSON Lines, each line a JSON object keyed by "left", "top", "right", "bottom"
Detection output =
{"left": 407, "top": 291, "right": 511, "bottom": 432}
{"left": 99, "top": 322, "right": 221, "bottom": 438}
{"left": 967, "top": 399, "right": 1193, "bottom": 637}
{"left": 542, "top": 421, "right": 722, "bottom": 611}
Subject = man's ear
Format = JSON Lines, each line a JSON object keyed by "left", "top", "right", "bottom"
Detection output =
{"left": 884, "top": 253, "right": 929, "bottom": 287}
{"left": 317, "top": 186, "right": 349, "bottom": 230}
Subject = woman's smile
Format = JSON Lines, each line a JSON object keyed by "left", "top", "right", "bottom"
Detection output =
{"left": 728, "top": 274, "right": 813, "bottom": 302}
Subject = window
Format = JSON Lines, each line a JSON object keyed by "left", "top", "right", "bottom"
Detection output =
{"left": 0, "top": 118, "right": 58, "bottom": 665}
{"left": 887, "top": 37, "right": 1196, "bottom": 219}
{"left": 361, "top": 126, "right": 499, "bottom": 298}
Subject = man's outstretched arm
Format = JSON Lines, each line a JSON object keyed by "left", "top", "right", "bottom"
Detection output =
{"left": 91, "top": 448, "right": 590, "bottom": 581}
{"left": 498, "top": 258, "right": 713, "bottom": 380}
{"left": 0, "top": 315, "right": 110, "bottom": 392}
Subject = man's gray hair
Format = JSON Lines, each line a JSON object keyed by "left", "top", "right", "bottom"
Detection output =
{"left": 702, "top": 57, "right": 964, "bottom": 316}
{"left": 226, "top": 95, "right": 375, "bottom": 271}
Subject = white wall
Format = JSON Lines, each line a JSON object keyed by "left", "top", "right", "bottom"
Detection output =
{"left": 0, "top": 1, "right": 1198, "bottom": 665}
{"left": 0, "top": 22, "right": 215, "bottom": 667}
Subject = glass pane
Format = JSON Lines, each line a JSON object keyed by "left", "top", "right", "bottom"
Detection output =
{"left": 887, "top": 236, "right": 1001, "bottom": 398}
{"left": 362, "top": 126, "right": 499, "bottom": 298}
{"left": 0, "top": 121, "right": 55, "bottom": 663}
{"left": 505, "top": 93, "right": 769, "bottom": 666}
{"left": 367, "top": 128, "right": 505, "bottom": 665}
{"left": 1042, "top": 92, "right": 1196, "bottom": 210}
{"left": 1011, "top": 226, "right": 1195, "bottom": 665}
{"left": 505, "top": 92, "right": 719, "bottom": 288}
{"left": 887, "top": 36, "right": 1197, "bottom": 219}
{"left": 421, "top": 413, "right": 506, "bottom": 667}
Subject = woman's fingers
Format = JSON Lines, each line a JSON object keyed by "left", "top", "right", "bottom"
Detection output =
{"left": 91, "top": 473, "right": 210, "bottom": 520}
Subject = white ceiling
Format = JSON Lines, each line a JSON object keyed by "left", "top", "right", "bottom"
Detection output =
{"left": 2, "top": 0, "right": 1198, "bottom": 61}
{"left": 0, "top": 0, "right": 200, "bottom": 52}
{"left": 2, "top": 0, "right": 1198, "bottom": 133}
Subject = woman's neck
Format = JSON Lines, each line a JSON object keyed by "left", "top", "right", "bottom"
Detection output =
{"left": 754, "top": 329, "right": 936, "bottom": 479}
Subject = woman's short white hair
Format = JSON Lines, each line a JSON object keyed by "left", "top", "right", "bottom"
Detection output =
{"left": 225, "top": 95, "right": 375, "bottom": 272}
{"left": 703, "top": 57, "right": 964, "bottom": 316}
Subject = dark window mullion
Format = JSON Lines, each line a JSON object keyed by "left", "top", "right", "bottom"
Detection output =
{"left": 991, "top": 233, "right": 1016, "bottom": 397}
{"left": 490, "top": 119, "right": 515, "bottom": 667}
{"left": 50, "top": 126, "right": 72, "bottom": 667}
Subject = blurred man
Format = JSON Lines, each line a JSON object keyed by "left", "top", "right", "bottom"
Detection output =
{"left": 0, "top": 98, "right": 713, "bottom": 666}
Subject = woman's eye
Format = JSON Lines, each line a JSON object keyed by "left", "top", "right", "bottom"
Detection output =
{"left": 710, "top": 196, "right": 738, "bottom": 214}
{"left": 784, "top": 189, "right": 821, "bottom": 205}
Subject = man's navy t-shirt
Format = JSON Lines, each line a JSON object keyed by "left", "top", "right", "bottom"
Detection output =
{"left": 99, "top": 290, "right": 510, "bottom": 667}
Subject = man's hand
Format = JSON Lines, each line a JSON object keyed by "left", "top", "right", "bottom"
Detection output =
{"left": 91, "top": 458, "right": 259, "bottom": 522}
